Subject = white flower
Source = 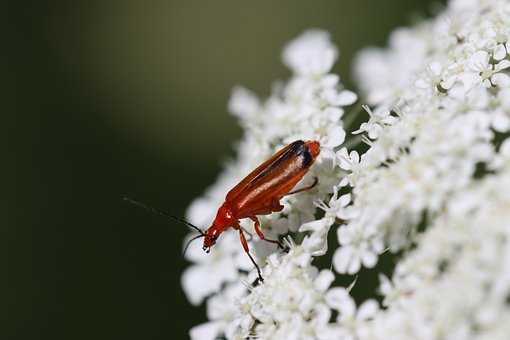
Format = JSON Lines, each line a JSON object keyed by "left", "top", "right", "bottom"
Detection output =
{"left": 493, "top": 41, "right": 510, "bottom": 61}
{"left": 415, "top": 61, "right": 458, "bottom": 93}
{"left": 189, "top": 281, "right": 247, "bottom": 340}
{"left": 282, "top": 29, "right": 338, "bottom": 76}
{"left": 336, "top": 148, "right": 360, "bottom": 172}
{"left": 333, "top": 223, "right": 383, "bottom": 274}
{"left": 354, "top": 27, "right": 428, "bottom": 105}
{"left": 299, "top": 217, "right": 335, "bottom": 256}
{"left": 325, "top": 288, "right": 378, "bottom": 340}
{"left": 316, "top": 187, "right": 357, "bottom": 221}
{"left": 181, "top": 232, "right": 249, "bottom": 305}
{"left": 299, "top": 188, "right": 357, "bottom": 256}
{"left": 352, "top": 105, "right": 398, "bottom": 139}
{"left": 318, "top": 125, "right": 346, "bottom": 160}
{"left": 461, "top": 50, "right": 510, "bottom": 89}
{"left": 228, "top": 86, "right": 261, "bottom": 124}
{"left": 336, "top": 147, "right": 362, "bottom": 186}
{"left": 491, "top": 87, "right": 510, "bottom": 132}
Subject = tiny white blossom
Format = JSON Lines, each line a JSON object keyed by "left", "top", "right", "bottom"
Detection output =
{"left": 461, "top": 50, "right": 510, "bottom": 89}
{"left": 283, "top": 29, "right": 338, "bottom": 76}
{"left": 325, "top": 288, "right": 378, "bottom": 340}
{"left": 493, "top": 42, "right": 509, "bottom": 61}
{"left": 352, "top": 105, "right": 397, "bottom": 139}
{"left": 333, "top": 223, "right": 383, "bottom": 274}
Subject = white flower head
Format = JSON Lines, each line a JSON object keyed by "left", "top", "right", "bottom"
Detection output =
{"left": 183, "top": 2, "right": 510, "bottom": 339}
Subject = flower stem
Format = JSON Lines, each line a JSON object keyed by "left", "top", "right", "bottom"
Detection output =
{"left": 343, "top": 134, "right": 364, "bottom": 149}
{"left": 342, "top": 101, "right": 365, "bottom": 131}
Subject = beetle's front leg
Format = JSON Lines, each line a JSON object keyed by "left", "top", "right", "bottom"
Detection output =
{"left": 235, "top": 223, "right": 264, "bottom": 283}
{"left": 250, "top": 216, "right": 284, "bottom": 250}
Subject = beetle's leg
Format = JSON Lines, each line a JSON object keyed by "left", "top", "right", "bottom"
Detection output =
{"left": 233, "top": 221, "right": 253, "bottom": 241}
{"left": 238, "top": 227, "right": 264, "bottom": 282}
{"left": 250, "top": 216, "right": 284, "bottom": 250}
{"left": 286, "top": 177, "right": 318, "bottom": 196}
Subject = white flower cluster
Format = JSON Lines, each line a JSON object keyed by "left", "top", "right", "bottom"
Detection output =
{"left": 229, "top": 242, "right": 378, "bottom": 340}
{"left": 182, "top": 0, "right": 510, "bottom": 338}
{"left": 182, "top": 28, "right": 357, "bottom": 324}
{"left": 339, "top": 0, "right": 510, "bottom": 338}
{"left": 339, "top": 0, "right": 510, "bottom": 273}
{"left": 366, "top": 165, "right": 510, "bottom": 340}
{"left": 190, "top": 240, "right": 378, "bottom": 340}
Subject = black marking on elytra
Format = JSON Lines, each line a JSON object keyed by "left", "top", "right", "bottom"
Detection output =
{"left": 301, "top": 147, "right": 313, "bottom": 167}
{"left": 279, "top": 140, "right": 305, "bottom": 162}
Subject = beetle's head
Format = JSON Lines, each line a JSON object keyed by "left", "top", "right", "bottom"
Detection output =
{"left": 202, "top": 228, "right": 220, "bottom": 253}
{"left": 202, "top": 205, "right": 235, "bottom": 253}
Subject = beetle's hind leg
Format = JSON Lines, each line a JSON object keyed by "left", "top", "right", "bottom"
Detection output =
{"left": 250, "top": 216, "right": 285, "bottom": 250}
{"left": 286, "top": 177, "right": 318, "bottom": 196}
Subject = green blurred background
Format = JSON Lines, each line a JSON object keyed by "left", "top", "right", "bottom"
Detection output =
{"left": 6, "top": 0, "right": 441, "bottom": 339}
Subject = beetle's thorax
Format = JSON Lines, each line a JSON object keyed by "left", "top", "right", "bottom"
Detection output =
{"left": 212, "top": 203, "right": 236, "bottom": 229}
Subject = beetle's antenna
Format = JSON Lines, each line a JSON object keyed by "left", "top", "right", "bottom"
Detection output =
{"left": 123, "top": 196, "right": 205, "bottom": 235}
{"left": 183, "top": 234, "right": 205, "bottom": 255}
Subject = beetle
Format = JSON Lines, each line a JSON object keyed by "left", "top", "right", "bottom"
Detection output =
{"left": 200, "top": 140, "right": 320, "bottom": 281}
{"left": 125, "top": 140, "right": 320, "bottom": 282}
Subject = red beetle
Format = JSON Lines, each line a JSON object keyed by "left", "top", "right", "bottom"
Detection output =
{"left": 126, "top": 140, "right": 320, "bottom": 282}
